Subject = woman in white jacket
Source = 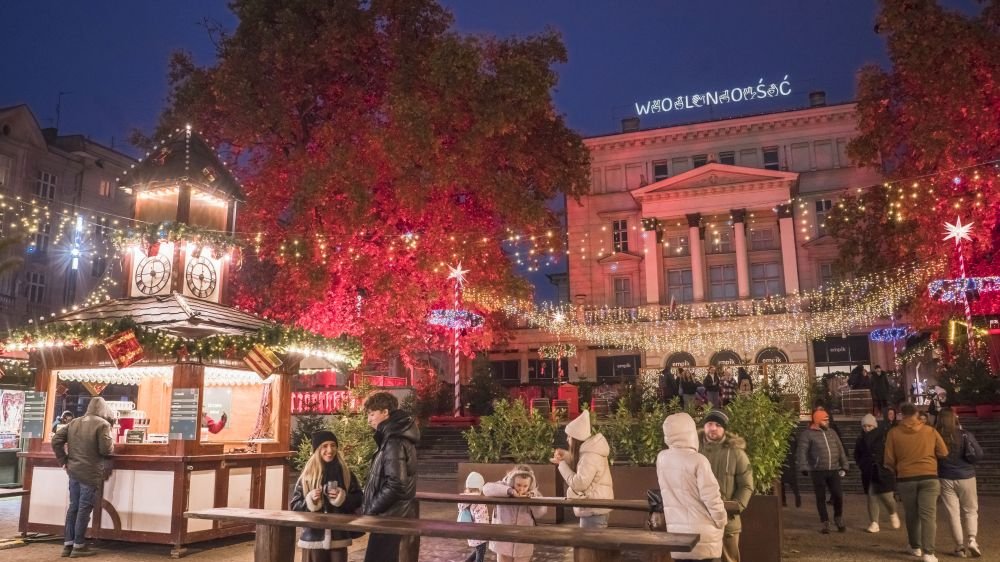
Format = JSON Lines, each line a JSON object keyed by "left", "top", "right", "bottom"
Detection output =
{"left": 551, "top": 409, "right": 615, "bottom": 528}
{"left": 657, "top": 412, "right": 728, "bottom": 561}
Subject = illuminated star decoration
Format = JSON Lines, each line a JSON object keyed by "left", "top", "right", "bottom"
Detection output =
{"left": 447, "top": 263, "right": 469, "bottom": 288}
{"left": 943, "top": 217, "right": 974, "bottom": 246}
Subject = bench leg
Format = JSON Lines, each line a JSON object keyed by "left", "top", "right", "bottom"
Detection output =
{"left": 574, "top": 547, "right": 622, "bottom": 562}
{"left": 254, "top": 524, "right": 295, "bottom": 562}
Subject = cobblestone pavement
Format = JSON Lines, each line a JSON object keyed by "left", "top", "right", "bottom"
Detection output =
{"left": 3, "top": 482, "right": 999, "bottom": 561}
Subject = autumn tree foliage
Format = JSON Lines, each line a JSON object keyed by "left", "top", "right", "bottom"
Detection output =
{"left": 830, "top": 0, "right": 1000, "bottom": 324}
{"left": 155, "top": 0, "right": 590, "bottom": 359}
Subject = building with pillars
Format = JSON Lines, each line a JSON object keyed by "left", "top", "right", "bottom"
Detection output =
{"left": 489, "top": 99, "right": 906, "bottom": 394}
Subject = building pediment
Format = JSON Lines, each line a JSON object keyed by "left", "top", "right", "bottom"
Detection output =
{"left": 0, "top": 105, "right": 47, "bottom": 150}
{"left": 597, "top": 251, "right": 643, "bottom": 265}
{"left": 632, "top": 163, "right": 798, "bottom": 201}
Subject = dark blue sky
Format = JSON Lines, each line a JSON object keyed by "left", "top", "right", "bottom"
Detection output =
{"left": 0, "top": 1, "right": 977, "bottom": 300}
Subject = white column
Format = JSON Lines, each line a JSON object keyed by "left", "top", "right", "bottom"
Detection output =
{"left": 732, "top": 209, "right": 750, "bottom": 299}
{"left": 687, "top": 213, "right": 705, "bottom": 302}
{"left": 643, "top": 228, "right": 660, "bottom": 305}
{"left": 777, "top": 204, "right": 800, "bottom": 294}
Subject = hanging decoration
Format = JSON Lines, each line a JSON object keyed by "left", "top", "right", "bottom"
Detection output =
{"left": 425, "top": 263, "right": 483, "bottom": 416}
{"left": 928, "top": 277, "right": 1000, "bottom": 304}
{"left": 538, "top": 343, "right": 577, "bottom": 360}
{"left": 80, "top": 381, "right": 108, "bottom": 396}
{"left": 941, "top": 217, "right": 976, "bottom": 348}
{"left": 103, "top": 330, "right": 145, "bottom": 370}
{"left": 243, "top": 344, "right": 283, "bottom": 379}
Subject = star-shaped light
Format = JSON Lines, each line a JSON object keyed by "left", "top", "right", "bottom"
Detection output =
{"left": 447, "top": 263, "right": 469, "bottom": 288}
{"left": 943, "top": 217, "right": 974, "bottom": 245}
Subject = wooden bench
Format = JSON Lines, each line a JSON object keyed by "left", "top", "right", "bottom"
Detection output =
{"left": 0, "top": 488, "right": 28, "bottom": 499}
{"left": 417, "top": 491, "right": 739, "bottom": 515}
{"left": 186, "top": 507, "right": 698, "bottom": 562}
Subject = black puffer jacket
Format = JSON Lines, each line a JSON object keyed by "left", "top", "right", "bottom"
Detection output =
{"left": 854, "top": 426, "right": 895, "bottom": 494}
{"left": 362, "top": 409, "right": 420, "bottom": 517}
{"left": 290, "top": 460, "right": 363, "bottom": 548}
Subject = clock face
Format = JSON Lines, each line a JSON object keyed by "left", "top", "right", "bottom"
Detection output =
{"left": 185, "top": 257, "right": 218, "bottom": 299}
{"left": 134, "top": 256, "right": 171, "bottom": 295}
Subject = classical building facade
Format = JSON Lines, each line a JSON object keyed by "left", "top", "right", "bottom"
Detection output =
{"left": 0, "top": 105, "right": 135, "bottom": 330}
{"left": 490, "top": 100, "right": 904, "bottom": 393}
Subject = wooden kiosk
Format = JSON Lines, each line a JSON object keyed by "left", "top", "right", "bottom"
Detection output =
{"left": 14, "top": 127, "right": 358, "bottom": 556}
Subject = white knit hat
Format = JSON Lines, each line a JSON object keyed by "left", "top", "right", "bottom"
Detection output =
{"left": 565, "top": 409, "right": 592, "bottom": 442}
{"left": 465, "top": 471, "right": 485, "bottom": 490}
{"left": 861, "top": 414, "right": 877, "bottom": 428}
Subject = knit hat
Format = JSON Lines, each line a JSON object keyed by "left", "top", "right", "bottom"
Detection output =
{"left": 565, "top": 409, "right": 592, "bottom": 442}
{"left": 861, "top": 414, "right": 877, "bottom": 428}
{"left": 465, "top": 471, "right": 485, "bottom": 490}
{"left": 311, "top": 430, "right": 338, "bottom": 451}
{"left": 703, "top": 409, "right": 729, "bottom": 429}
{"left": 812, "top": 410, "right": 829, "bottom": 425}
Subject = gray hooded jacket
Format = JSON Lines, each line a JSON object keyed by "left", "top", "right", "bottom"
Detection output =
{"left": 52, "top": 397, "right": 114, "bottom": 488}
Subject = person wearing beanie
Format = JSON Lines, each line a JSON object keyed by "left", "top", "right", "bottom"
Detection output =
{"left": 550, "top": 409, "right": 614, "bottom": 528}
{"left": 796, "top": 408, "right": 850, "bottom": 534}
{"left": 854, "top": 414, "right": 899, "bottom": 534}
{"left": 290, "top": 430, "right": 363, "bottom": 561}
{"left": 885, "top": 402, "right": 948, "bottom": 562}
{"left": 658, "top": 412, "right": 727, "bottom": 561}
{"left": 699, "top": 410, "right": 753, "bottom": 562}
{"left": 458, "top": 471, "right": 490, "bottom": 562}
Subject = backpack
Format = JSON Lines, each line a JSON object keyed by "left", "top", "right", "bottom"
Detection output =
{"left": 458, "top": 505, "right": 474, "bottom": 523}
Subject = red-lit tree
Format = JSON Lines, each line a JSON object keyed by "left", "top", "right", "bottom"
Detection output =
{"left": 152, "top": 0, "right": 590, "bottom": 360}
{"left": 829, "top": 0, "right": 1000, "bottom": 326}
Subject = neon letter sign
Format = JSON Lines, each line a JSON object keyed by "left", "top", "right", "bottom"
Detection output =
{"left": 635, "top": 76, "right": 792, "bottom": 116}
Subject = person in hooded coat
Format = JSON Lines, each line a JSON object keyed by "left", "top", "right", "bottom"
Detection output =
{"left": 361, "top": 392, "right": 421, "bottom": 562}
{"left": 482, "top": 465, "right": 548, "bottom": 562}
{"left": 853, "top": 414, "right": 899, "bottom": 534}
{"left": 290, "top": 430, "right": 364, "bottom": 562}
{"left": 52, "top": 397, "right": 114, "bottom": 558}
{"left": 551, "top": 409, "right": 614, "bottom": 528}
{"left": 657, "top": 412, "right": 727, "bottom": 562}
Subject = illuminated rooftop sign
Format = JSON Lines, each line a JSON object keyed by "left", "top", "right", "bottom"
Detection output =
{"left": 635, "top": 75, "right": 791, "bottom": 116}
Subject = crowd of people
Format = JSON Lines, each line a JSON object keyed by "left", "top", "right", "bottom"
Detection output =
{"left": 660, "top": 365, "right": 755, "bottom": 410}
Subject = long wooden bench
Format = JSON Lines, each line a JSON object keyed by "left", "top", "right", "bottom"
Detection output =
{"left": 185, "top": 507, "right": 699, "bottom": 562}
{"left": 416, "top": 491, "right": 739, "bottom": 514}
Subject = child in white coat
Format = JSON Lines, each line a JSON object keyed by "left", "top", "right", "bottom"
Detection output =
{"left": 483, "top": 465, "right": 548, "bottom": 562}
{"left": 457, "top": 471, "right": 490, "bottom": 562}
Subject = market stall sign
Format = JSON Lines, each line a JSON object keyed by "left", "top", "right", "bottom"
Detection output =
{"left": 634, "top": 75, "right": 792, "bottom": 116}
{"left": 244, "top": 344, "right": 282, "bottom": 379}
{"left": 168, "top": 388, "right": 199, "bottom": 441}
{"left": 21, "top": 391, "right": 46, "bottom": 438}
{"left": 710, "top": 350, "right": 742, "bottom": 367}
{"left": 103, "top": 330, "right": 144, "bottom": 370}
{"left": 754, "top": 347, "right": 789, "bottom": 364}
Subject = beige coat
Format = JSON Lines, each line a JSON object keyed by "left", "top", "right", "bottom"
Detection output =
{"left": 558, "top": 433, "right": 614, "bottom": 516}
{"left": 51, "top": 398, "right": 114, "bottom": 488}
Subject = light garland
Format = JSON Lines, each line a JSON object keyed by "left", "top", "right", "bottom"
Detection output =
{"left": 427, "top": 309, "right": 485, "bottom": 330}
{"left": 538, "top": 343, "right": 577, "bottom": 360}
{"left": 870, "top": 327, "right": 911, "bottom": 342}
{"left": 928, "top": 277, "right": 1000, "bottom": 303}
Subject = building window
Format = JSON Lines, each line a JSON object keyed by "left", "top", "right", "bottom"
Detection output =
{"left": 613, "top": 276, "right": 632, "bottom": 307}
{"left": 91, "top": 256, "right": 107, "bottom": 278}
{"left": 706, "top": 229, "right": 733, "bottom": 254}
{"left": 26, "top": 272, "right": 45, "bottom": 303}
{"left": 528, "top": 358, "right": 567, "bottom": 381}
{"left": 33, "top": 222, "right": 51, "bottom": 254}
{"left": 762, "top": 147, "right": 780, "bottom": 171}
{"left": 667, "top": 269, "right": 694, "bottom": 304}
{"left": 751, "top": 262, "right": 782, "bottom": 298}
{"left": 815, "top": 199, "right": 832, "bottom": 236}
{"left": 489, "top": 360, "right": 521, "bottom": 384}
{"left": 749, "top": 228, "right": 776, "bottom": 251}
{"left": 652, "top": 160, "right": 669, "bottom": 182}
{"left": 93, "top": 224, "right": 108, "bottom": 244}
{"left": 35, "top": 171, "right": 57, "bottom": 200}
{"left": 709, "top": 265, "right": 737, "bottom": 301}
{"left": 596, "top": 355, "right": 641, "bottom": 384}
{"left": 692, "top": 154, "right": 708, "bottom": 168}
{"left": 819, "top": 263, "right": 835, "bottom": 288}
{"left": 0, "top": 154, "right": 11, "bottom": 188}
{"left": 99, "top": 179, "right": 113, "bottom": 198}
{"left": 790, "top": 142, "right": 811, "bottom": 172}
{"left": 814, "top": 141, "right": 834, "bottom": 170}
{"left": 664, "top": 234, "right": 690, "bottom": 256}
{"left": 612, "top": 220, "right": 629, "bottom": 252}
{"left": 719, "top": 151, "right": 736, "bottom": 165}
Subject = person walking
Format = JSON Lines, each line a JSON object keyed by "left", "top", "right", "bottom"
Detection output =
{"left": 796, "top": 409, "right": 850, "bottom": 533}
{"left": 290, "top": 430, "right": 363, "bottom": 562}
{"left": 699, "top": 410, "right": 753, "bottom": 562}
{"left": 551, "top": 409, "right": 614, "bottom": 528}
{"left": 51, "top": 397, "right": 114, "bottom": 558}
{"left": 935, "top": 408, "right": 984, "bottom": 558}
{"left": 657, "top": 412, "right": 727, "bottom": 561}
{"left": 870, "top": 366, "right": 891, "bottom": 417}
{"left": 853, "top": 414, "right": 899, "bottom": 533}
{"left": 884, "top": 402, "right": 949, "bottom": 562}
{"left": 361, "top": 392, "right": 420, "bottom": 562}
{"left": 457, "top": 472, "right": 491, "bottom": 562}
{"left": 483, "top": 465, "right": 548, "bottom": 562}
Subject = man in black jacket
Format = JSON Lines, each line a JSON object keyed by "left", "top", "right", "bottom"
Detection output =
{"left": 362, "top": 392, "right": 420, "bottom": 562}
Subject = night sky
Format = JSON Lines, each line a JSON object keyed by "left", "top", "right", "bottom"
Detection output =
{"left": 0, "top": 1, "right": 978, "bottom": 300}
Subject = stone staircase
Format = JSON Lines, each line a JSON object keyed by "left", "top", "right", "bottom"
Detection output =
{"left": 793, "top": 416, "right": 1000, "bottom": 496}
{"left": 417, "top": 426, "right": 468, "bottom": 481}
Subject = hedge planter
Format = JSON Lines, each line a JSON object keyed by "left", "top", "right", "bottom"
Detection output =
{"left": 457, "top": 462, "right": 563, "bottom": 523}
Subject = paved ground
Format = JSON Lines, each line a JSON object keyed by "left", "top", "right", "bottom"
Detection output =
{"left": 2, "top": 482, "right": 999, "bottom": 561}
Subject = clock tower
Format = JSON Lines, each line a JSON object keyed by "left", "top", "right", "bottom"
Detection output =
{"left": 118, "top": 125, "right": 241, "bottom": 304}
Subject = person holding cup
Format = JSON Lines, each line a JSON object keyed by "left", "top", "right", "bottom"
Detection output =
{"left": 290, "top": 430, "right": 363, "bottom": 562}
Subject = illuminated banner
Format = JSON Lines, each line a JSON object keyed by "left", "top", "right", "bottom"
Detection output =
{"left": 635, "top": 75, "right": 791, "bottom": 116}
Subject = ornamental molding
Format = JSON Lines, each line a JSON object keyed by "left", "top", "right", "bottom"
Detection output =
{"left": 631, "top": 163, "right": 797, "bottom": 204}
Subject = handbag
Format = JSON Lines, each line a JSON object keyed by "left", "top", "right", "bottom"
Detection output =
{"left": 962, "top": 431, "right": 978, "bottom": 464}
{"left": 645, "top": 489, "right": 665, "bottom": 531}
{"left": 457, "top": 505, "right": 474, "bottom": 523}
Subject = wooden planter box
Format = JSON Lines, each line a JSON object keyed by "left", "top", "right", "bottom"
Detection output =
{"left": 457, "top": 462, "right": 563, "bottom": 523}
{"left": 607, "top": 465, "right": 659, "bottom": 528}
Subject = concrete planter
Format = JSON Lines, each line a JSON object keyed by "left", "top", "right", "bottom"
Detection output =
{"left": 457, "top": 462, "right": 563, "bottom": 523}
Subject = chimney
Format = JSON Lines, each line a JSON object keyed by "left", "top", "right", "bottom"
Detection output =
{"left": 621, "top": 117, "right": 640, "bottom": 133}
{"left": 808, "top": 91, "right": 827, "bottom": 108}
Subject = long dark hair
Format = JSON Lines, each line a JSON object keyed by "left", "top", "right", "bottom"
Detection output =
{"left": 936, "top": 408, "right": 960, "bottom": 450}
{"left": 568, "top": 437, "right": 583, "bottom": 472}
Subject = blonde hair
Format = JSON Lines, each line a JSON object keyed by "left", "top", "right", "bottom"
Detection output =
{"left": 300, "top": 441, "right": 351, "bottom": 493}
